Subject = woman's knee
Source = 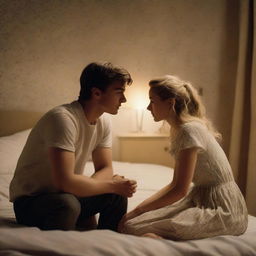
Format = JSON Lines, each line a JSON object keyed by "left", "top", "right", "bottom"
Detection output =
{"left": 122, "top": 220, "right": 138, "bottom": 235}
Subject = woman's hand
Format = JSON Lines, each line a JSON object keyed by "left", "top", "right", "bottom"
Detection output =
{"left": 118, "top": 207, "right": 143, "bottom": 232}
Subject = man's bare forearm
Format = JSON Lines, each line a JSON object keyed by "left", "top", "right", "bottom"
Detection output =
{"left": 91, "top": 166, "right": 113, "bottom": 180}
{"left": 59, "top": 174, "right": 115, "bottom": 197}
{"left": 57, "top": 173, "right": 135, "bottom": 198}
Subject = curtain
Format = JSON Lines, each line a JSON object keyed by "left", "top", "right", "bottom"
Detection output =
{"left": 229, "top": 0, "right": 256, "bottom": 216}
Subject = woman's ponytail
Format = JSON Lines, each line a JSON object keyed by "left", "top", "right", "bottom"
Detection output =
{"left": 183, "top": 83, "right": 204, "bottom": 118}
{"left": 149, "top": 75, "right": 222, "bottom": 141}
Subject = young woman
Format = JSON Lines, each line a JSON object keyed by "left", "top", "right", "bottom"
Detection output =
{"left": 118, "top": 75, "right": 248, "bottom": 240}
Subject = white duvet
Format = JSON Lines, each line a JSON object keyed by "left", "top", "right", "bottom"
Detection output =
{"left": 0, "top": 130, "right": 256, "bottom": 256}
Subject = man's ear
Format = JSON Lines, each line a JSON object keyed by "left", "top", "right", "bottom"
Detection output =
{"left": 91, "top": 87, "right": 102, "bottom": 99}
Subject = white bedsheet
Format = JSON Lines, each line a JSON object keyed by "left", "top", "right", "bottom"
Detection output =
{"left": 0, "top": 217, "right": 256, "bottom": 256}
{"left": 0, "top": 130, "right": 256, "bottom": 256}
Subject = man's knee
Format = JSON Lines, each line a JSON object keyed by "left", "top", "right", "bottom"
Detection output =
{"left": 13, "top": 193, "right": 81, "bottom": 230}
{"left": 41, "top": 193, "right": 81, "bottom": 230}
{"left": 107, "top": 194, "right": 128, "bottom": 214}
{"left": 55, "top": 193, "right": 81, "bottom": 218}
{"left": 116, "top": 194, "right": 128, "bottom": 210}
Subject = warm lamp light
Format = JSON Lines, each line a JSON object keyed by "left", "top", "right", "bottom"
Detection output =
{"left": 125, "top": 86, "right": 149, "bottom": 133}
{"left": 133, "top": 98, "right": 148, "bottom": 133}
{"left": 135, "top": 108, "right": 144, "bottom": 133}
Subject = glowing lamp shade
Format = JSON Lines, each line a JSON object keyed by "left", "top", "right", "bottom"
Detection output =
{"left": 135, "top": 108, "right": 144, "bottom": 132}
{"left": 131, "top": 92, "right": 149, "bottom": 133}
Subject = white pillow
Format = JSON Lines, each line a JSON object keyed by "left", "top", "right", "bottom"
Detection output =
{"left": 0, "top": 129, "right": 31, "bottom": 174}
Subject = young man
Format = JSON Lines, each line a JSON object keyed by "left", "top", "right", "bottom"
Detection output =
{"left": 9, "top": 62, "right": 137, "bottom": 231}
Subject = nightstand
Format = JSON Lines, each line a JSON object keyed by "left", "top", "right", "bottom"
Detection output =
{"left": 118, "top": 133, "right": 174, "bottom": 167}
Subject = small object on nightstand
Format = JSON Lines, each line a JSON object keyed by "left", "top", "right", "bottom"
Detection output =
{"left": 135, "top": 108, "right": 144, "bottom": 133}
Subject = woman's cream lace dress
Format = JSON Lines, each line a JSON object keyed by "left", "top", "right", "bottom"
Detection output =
{"left": 123, "top": 121, "right": 248, "bottom": 240}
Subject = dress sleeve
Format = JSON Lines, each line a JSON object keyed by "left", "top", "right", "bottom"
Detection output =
{"left": 42, "top": 112, "right": 76, "bottom": 152}
{"left": 170, "top": 123, "right": 206, "bottom": 155}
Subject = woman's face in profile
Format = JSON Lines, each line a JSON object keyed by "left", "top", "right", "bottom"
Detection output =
{"left": 147, "top": 88, "right": 171, "bottom": 122}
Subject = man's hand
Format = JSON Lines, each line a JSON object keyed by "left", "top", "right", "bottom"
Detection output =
{"left": 112, "top": 175, "right": 137, "bottom": 198}
{"left": 112, "top": 174, "right": 125, "bottom": 180}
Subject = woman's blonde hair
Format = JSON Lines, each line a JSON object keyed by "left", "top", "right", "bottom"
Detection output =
{"left": 149, "top": 75, "right": 222, "bottom": 140}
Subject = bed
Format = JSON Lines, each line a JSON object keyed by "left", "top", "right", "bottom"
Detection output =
{"left": 0, "top": 129, "right": 256, "bottom": 256}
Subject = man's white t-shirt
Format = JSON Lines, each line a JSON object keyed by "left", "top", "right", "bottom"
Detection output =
{"left": 9, "top": 101, "right": 112, "bottom": 202}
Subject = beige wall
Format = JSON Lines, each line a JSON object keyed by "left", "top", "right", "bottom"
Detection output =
{"left": 0, "top": 0, "right": 239, "bottom": 159}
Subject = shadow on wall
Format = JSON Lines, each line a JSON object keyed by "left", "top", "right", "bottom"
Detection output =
{"left": 0, "top": 110, "right": 43, "bottom": 136}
